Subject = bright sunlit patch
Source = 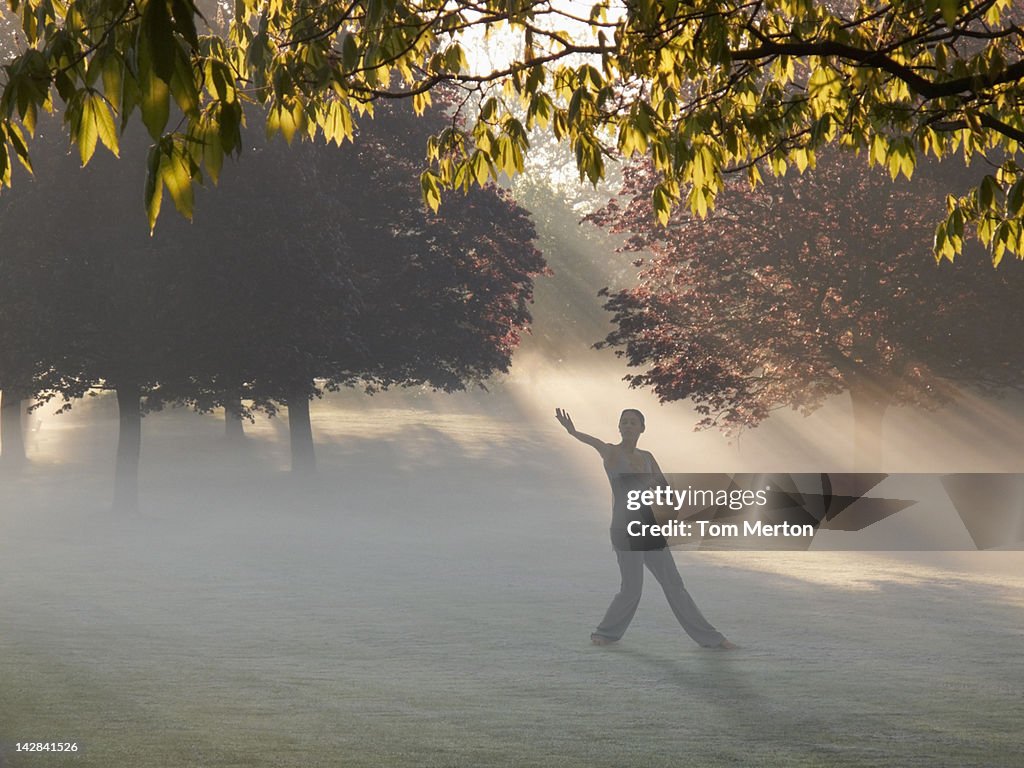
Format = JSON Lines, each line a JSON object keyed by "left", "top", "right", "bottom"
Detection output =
{"left": 702, "top": 551, "right": 1024, "bottom": 600}
{"left": 456, "top": 1, "right": 616, "bottom": 75}
{"left": 16, "top": 393, "right": 118, "bottom": 467}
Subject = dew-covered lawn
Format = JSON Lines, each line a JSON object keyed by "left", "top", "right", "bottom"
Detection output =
{"left": 1, "top": 404, "right": 1022, "bottom": 767}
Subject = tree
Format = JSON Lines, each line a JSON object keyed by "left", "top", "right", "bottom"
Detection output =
{"left": 0, "top": 127, "right": 150, "bottom": 475}
{"left": 0, "top": 389, "right": 27, "bottom": 466}
{"left": 0, "top": 101, "right": 544, "bottom": 502}
{"left": 0, "top": 137, "right": 194, "bottom": 501}
{"left": 151, "top": 100, "right": 545, "bottom": 473}
{"left": 4, "top": 1, "right": 1024, "bottom": 261}
{"left": 590, "top": 151, "right": 1024, "bottom": 469}
{"left": 0, "top": 237, "right": 33, "bottom": 467}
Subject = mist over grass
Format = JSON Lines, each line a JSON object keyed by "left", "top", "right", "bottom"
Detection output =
{"left": 2, "top": 387, "right": 1022, "bottom": 768}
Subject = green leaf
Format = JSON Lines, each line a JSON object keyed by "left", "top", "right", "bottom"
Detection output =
{"left": 102, "top": 55, "right": 123, "bottom": 112}
{"left": 161, "top": 145, "right": 195, "bottom": 219}
{"left": 993, "top": 221, "right": 1010, "bottom": 266}
{"left": 470, "top": 150, "right": 488, "bottom": 185}
{"left": 322, "top": 100, "right": 352, "bottom": 145}
{"left": 76, "top": 93, "right": 99, "bottom": 165}
{"left": 341, "top": 33, "right": 359, "bottom": 70}
{"left": 218, "top": 100, "right": 242, "bottom": 153}
{"left": 939, "top": 0, "right": 960, "bottom": 27}
{"left": 480, "top": 97, "right": 498, "bottom": 121}
{"left": 934, "top": 222, "right": 953, "bottom": 262}
{"left": 91, "top": 92, "right": 119, "bottom": 158}
{"left": 0, "top": 138, "right": 10, "bottom": 186}
{"left": 420, "top": 170, "right": 441, "bottom": 212}
{"left": 412, "top": 91, "right": 431, "bottom": 116}
{"left": 145, "top": 143, "right": 164, "bottom": 232}
{"left": 273, "top": 102, "right": 300, "bottom": 144}
{"left": 652, "top": 184, "right": 670, "bottom": 225}
{"left": 1007, "top": 178, "right": 1024, "bottom": 216}
{"left": 170, "top": 0, "right": 200, "bottom": 48}
{"left": 140, "top": 68, "right": 171, "bottom": 139}
{"left": 53, "top": 71, "right": 76, "bottom": 104}
{"left": 444, "top": 43, "right": 467, "bottom": 72}
{"left": 208, "top": 61, "right": 236, "bottom": 103}
{"left": 567, "top": 88, "right": 585, "bottom": 123}
{"left": 5, "top": 122, "right": 32, "bottom": 174}
{"left": 170, "top": 46, "right": 200, "bottom": 118}
{"left": 201, "top": 122, "right": 223, "bottom": 183}
{"left": 978, "top": 175, "right": 999, "bottom": 211}
{"left": 143, "top": 0, "right": 177, "bottom": 82}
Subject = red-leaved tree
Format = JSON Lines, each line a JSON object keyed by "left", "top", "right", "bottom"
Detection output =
{"left": 589, "top": 153, "right": 1024, "bottom": 469}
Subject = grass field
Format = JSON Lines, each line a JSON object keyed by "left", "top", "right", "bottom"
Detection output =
{"left": 1, "top": 403, "right": 1022, "bottom": 767}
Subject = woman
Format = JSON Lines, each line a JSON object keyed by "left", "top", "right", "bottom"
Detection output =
{"left": 555, "top": 407, "right": 737, "bottom": 649}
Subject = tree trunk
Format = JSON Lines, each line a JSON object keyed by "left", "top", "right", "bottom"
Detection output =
{"left": 849, "top": 387, "right": 889, "bottom": 472}
{"left": 224, "top": 391, "right": 245, "bottom": 443}
{"left": 0, "top": 389, "right": 27, "bottom": 467}
{"left": 114, "top": 383, "right": 142, "bottom": 512}
{"left": 288, "top": 384, "right": 316, "bottom": 474}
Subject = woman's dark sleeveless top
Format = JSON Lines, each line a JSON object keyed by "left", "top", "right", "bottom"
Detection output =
{"left": 604, "top": 448, "right": 667, "bottom": 551}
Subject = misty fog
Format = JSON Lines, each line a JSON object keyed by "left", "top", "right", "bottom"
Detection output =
{"left": 2, "top": 121, "right": 1023, "bottom": 768}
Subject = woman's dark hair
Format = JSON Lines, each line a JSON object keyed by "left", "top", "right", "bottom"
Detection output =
{"left": 620, "top": 409, "right": 645, "bottom": 428}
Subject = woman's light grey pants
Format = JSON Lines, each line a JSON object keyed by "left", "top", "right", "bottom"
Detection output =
{"left": 593, "top": 549, "right": 726, "bottom": 647}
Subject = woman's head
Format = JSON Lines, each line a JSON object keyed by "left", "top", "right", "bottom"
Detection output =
{"left": 619, "top": 409, "right": 646, "bottom": 437}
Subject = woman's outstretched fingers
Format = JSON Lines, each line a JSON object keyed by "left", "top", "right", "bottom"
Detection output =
{"left": 555, "top": 408, "right": 575, "bottom": 433}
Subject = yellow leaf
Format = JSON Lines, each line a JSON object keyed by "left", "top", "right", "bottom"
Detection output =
{"left": 90, "top": 92, "right": 119, "bottom": 157}
{"left": 77, "top": 94, "right": 98, "bottom": 166}
{"left": 420, "top": 170, "right": 441, "bottom": 212}
{"left": 161, "top": 147, "right": 194, "bottom": 219}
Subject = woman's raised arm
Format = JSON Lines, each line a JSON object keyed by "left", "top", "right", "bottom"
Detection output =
{"left": 555, "top": 408, "right": 610, "bottom": 457}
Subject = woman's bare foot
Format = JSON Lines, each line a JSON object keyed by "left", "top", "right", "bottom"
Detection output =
{"left": 717, "top": 639, "right": 739, "bottom": 650}
{"left": 591, "top": 633, "right": 617, "bottom": 646}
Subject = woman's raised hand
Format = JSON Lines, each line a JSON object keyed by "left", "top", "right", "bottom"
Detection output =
{"left": 555, "top": 408, "right": 577, "bottom": 435}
